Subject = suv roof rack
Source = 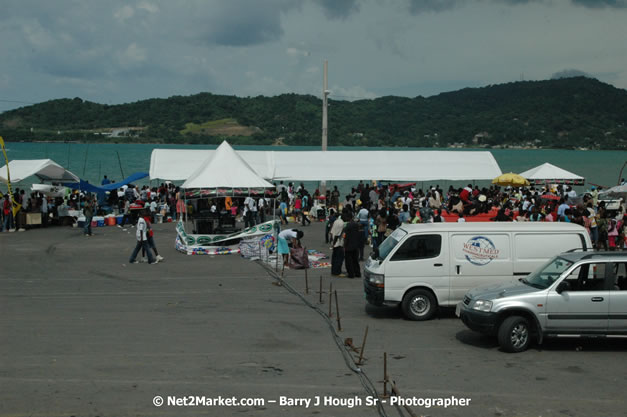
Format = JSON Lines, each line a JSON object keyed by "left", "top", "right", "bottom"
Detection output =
{"left": 565, "top": 248, "right": 588, "bottom": 253}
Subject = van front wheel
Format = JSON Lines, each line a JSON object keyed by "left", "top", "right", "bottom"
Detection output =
{"left": 402, "top": 289, "right": 437, "bottom": 321}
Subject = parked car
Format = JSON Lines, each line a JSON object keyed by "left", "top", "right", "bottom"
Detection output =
{"left": 364, "top": 223, "right": 591, "bottom": 320}
{"left": 458, "top": 251, "right": 627, "bottom": 352}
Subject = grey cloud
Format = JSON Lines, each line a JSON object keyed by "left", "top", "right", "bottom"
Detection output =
{"left": 408, "top": 0, "right": 460, "bottom": 14}
{"left": 406, "top": 0, "right": 626, "bottom": 14}
{"left": 186, "top": 0, "right": 299, "bottom": 47}
{"left": 571, "top": 0, "right": 627, "bottom": 8}
{"left": 315, "top": 0, "right": 360, "bottom": 19}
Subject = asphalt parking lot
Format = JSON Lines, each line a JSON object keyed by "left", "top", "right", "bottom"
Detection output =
{"left": 1, "top": 220, "right": 626, "bottom": 417}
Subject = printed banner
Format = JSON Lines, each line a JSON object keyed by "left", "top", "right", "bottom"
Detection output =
{"left": 175, "top": 219, "right": 280, "bottom": 255}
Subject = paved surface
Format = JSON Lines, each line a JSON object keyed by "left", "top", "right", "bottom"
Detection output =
{"left": 1, "top": 220, "right": 627, "bottom": 417}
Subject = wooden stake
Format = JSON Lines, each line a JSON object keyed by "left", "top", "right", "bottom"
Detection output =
{"left": 383, "top": 352, "right": 388, "bottom": 398}
{"left": 328, "top": 282, "right": 333, "bottom": 317}
{"left": 334, "top": 290, "right": 341, "bottom": 331}
{"left": 319, "top": 275, "right": 323, "bottom": 303}
{"left": 391, "top": 382, "right": 419, "bottom": 417}
{"left": 357, "top": 325, "right": 369, "bottom": 365}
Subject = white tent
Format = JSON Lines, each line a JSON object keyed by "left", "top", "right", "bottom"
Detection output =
{"left": 519, "top": 162, "right": 584, "bottom": 186}
{"left": 600, "top": 184, "right": 627, "bottom": 200}
{"left": 181, "top": 141, "right": 275, "bottom": 189}
{"left": 0, "top": 159, "right": 79, "bottom": 184}
{"left": 151, "top": 148, "right": 502, "bottom": 182}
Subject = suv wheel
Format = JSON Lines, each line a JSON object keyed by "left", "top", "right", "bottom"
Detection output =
{"left": 498, "top": 316, "right": 531, "bottom": 353}
{"left": 402, "top": 289, "right": 437, "bottom": 321}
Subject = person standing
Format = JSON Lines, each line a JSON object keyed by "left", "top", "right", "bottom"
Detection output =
{"left": 343, "top": 218, "right": 362, "bottom": 278}
{"left": 277, "top": 228, "right": 304, "bottom": 266}
{"left": 41, "top": 195, "right": 49, "bottom": 228}
{"left": 83, "top": 198, "right": 94, "bottom": 236}
{"left": 330, "top": 212, "right": 346, "bottom": 276}
{"left": 2, "top": 193, "right": 14, "bottom": 232}
{"left": 244, "top": 195, "right": 257, "bottom": 227}
{"left": 258, "top": 197, "right": 266, "bottom": 223}
{"left": 129, "top": 210, "right": 157, "bottom": 264}
{"left": 357, "top": 203, "right": 370, "bottom": 242}
{"left": 375, "top": 209, "right": 388, "bottom": 249}
{"left": 325, "top": 208, "right": 337, "bottom": 244}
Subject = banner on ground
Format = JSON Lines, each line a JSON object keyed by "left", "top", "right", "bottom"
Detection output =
{"left": 175, "top": 219, "right": 280, "bottom": 255}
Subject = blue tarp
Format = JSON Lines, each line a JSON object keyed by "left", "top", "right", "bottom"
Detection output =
{"left": 64, "top": 172, "right": 149, "bottom": 193}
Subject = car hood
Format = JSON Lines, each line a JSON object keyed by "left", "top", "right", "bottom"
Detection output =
{"left": 466, "top": 280, "right": 539, "bottom": 301}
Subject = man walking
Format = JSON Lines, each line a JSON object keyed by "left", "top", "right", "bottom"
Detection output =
{"left": 129, "top": 210, "right": 157, "bottom": 264}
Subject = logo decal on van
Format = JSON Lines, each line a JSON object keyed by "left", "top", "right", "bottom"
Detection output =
{"left": 463, "top": 236, "right": 500, "bottom": 266}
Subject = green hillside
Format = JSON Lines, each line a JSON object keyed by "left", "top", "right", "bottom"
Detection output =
{"left": 1, "top": 77, "right": 626, "bottom": 149}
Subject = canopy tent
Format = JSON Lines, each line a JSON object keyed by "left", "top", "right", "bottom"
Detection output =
{"left": 519, "top": 163, "right": 584, "bottom": 186}
{"left": 599, "top": 184, "right": 627, "bottom": 200}
{"left": 0, "top": 159, "right": 79, "bottom": 183}
{"left": 181, "top": 141, "right": 275, "bottom": 191}
{"left": 63, "top": 172, "right": 149, "bottom": 194}
{"left": 150, "top": 147, "right": 502, "bottom": 182}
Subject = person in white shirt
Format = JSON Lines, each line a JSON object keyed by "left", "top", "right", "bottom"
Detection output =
{"left": 244, "top": 196, "right": 257, "bottom": 227}
{"left": 257, "top": 197, "right": 265, "bottom": 223}
{"left": 277, "top": 228, "right": 304, "bottom": 266}
{"left": 129, "top": 210, "right": 157, "bottom": 264}
{"left": 330, "top": 213, "right": 347, "bottom": 276}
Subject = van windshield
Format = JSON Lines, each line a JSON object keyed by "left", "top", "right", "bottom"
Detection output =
{"left": 377, "top": 228, "right": 408, "bottom": 260}
{"left": 523, "top": 256, "right": 574, "bottom": 289}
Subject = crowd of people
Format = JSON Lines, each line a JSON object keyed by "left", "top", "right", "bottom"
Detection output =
{"left": 3, "top": 177, "right": 626, "bottom": 273}
{"left": 315, "top": 180, "right": 627, "bottom": 277}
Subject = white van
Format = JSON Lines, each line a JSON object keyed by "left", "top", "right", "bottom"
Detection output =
{"left": 363, "top": 223, "right": 592, "bottom": 321}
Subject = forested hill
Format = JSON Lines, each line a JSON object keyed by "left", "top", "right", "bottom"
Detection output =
{"left": 1, "top": 76, "right": 626, "bottom": 150}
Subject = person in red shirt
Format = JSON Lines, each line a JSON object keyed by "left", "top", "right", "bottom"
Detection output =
{"left": 142, "top": 212, "right": 164, "bottom": 262}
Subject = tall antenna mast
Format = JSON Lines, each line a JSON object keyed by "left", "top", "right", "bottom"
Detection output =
{"left": 320, "top": 60, "right": 329, "bottom": 197}
{"left": 322, "top": 60, "right": 328, "bottom": 151}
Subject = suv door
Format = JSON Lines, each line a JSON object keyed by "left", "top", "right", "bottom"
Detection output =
{"left": 545, "top": 262, "right": 611, "bottom": 333}
{"left": 609, "top": 262, "right": 627, "bottom": 333}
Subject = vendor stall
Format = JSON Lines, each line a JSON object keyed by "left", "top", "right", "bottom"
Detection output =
{"left": 177, "top": 141, "right": 277, "bottom": 255}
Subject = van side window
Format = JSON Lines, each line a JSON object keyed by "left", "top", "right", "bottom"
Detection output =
{"left": 391, "top": 234, "right": 441, "bottom": 261}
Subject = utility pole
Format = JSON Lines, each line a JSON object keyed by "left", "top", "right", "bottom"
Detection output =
{"left": 321, "top": 60, "right": 329, "bottom": 197}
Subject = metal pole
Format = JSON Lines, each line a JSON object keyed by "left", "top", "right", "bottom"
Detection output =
{"left": 320, "top": 60, "right": 328, "bottom": 198}
{"left": 82, "top": 144, "right": 89, "bottom": 176}
{"left": 116, "top": 151, "right": 125, "bottom": 179}
{"left": 618, "top": 161, "right": 627, "bottom": 185}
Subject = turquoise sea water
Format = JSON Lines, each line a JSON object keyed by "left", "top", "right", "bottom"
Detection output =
{"left": 2, "top": 142, "right": 626, "bottom": 194}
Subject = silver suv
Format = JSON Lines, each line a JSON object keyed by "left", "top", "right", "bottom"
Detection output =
{"left": 458, "top": 251, "right": 627, "bottom": 352}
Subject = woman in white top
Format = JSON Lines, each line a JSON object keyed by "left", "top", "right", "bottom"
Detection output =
{"left": 278, "top": 228, "right": 304, "bottom": 266}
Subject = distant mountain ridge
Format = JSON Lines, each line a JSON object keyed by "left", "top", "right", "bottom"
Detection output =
{"left": 1, "top": 77, "right": 626, "bottom": 149}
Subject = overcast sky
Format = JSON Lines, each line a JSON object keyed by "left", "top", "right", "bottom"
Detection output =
{"left": 1, "top": 0, "right": 626, "bottom": 113}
